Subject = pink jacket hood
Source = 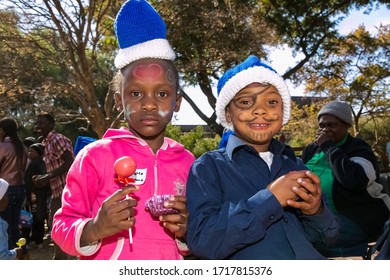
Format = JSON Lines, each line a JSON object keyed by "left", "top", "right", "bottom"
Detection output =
{"left": 52, "top": 128, "right": 195, "bottom": 259}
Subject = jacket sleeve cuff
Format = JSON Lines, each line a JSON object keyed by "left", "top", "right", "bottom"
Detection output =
{"left": 176, "top": 237, "right": 191, "bottom": 256}
{"left": 247, "top": 189, "right": 284, "bottom": 228}
{"left": 75, "top": 218, "right": 102, "bottom": 256}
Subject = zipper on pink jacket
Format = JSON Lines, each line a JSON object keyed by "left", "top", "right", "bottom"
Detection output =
{"left": 153, "top": 152, "right": 159, "bottom": 195}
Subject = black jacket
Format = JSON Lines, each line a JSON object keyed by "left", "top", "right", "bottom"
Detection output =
{"left": 301, "top": 134, "right": 389, "bottom": 240}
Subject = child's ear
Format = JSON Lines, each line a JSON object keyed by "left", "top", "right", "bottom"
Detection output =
{"left": 114, "top": 93, "right": 123, "bottom": 112}
{"left": 173, "top": 93, "right": 182, "bottom": 112}
{"left": 225, "top": 106, "right": 232, "bottom": 124}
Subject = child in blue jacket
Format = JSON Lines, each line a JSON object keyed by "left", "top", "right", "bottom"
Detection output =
{"left": 186, "top": 55, "right": 339, "bottom": 259}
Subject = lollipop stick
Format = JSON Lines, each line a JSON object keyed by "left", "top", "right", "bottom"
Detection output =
{"left": 126, "top": 194, "right": 133, "bottom": 244}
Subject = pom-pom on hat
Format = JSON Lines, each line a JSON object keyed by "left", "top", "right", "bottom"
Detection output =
{"left": 0, "top": 178, "right": 9, "bottom": 200}
{"left": 317, "top": 100, "right": 353, "bottom": 127}
{"left": 216, "top": 55, "right": 291, "bottom": 131}
{"left": 114, "top": 0, "right": 176, "bottom": 69}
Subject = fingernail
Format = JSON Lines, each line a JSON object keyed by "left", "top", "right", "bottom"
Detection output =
{"left": 292, "top": 186, "right": 298, "bottom": 192}
{"left": 164, "top": 201, "right": 170, "bottom": 207}
{"left": 297, "top": 178, "right": 303, "bottom": 183}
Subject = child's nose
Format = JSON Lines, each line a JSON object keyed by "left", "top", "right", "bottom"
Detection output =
{"left": 252, "top": 101, "right": 267, "bottom": 116}
{"left": 142, "top": 95, "right": 157, "bottom": 111}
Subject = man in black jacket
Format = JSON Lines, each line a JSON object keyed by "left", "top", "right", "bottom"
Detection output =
{"left": 301, "top": 100, "right": 389, "bottom": 258}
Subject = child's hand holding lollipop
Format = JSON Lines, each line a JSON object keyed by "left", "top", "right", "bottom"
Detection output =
{"left": 114, "top": 156, "right": 138, "bottom": 245}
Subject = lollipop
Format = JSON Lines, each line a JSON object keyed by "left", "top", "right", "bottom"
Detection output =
{"left": 114, "top": 156, "right": 137, "bottom": 185}
{"left": 114, "top": 156, "right": 137, "bottom": 245}
{"left": 16, "top": 237, "right": 26, "bottom": 247}
{"left": 16, "top": 237, "right": 28, "bottom": 255}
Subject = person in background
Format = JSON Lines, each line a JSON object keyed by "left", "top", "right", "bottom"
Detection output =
{"left": 186, "top": 55, "right": 339, "bottom": 259}
{"left": 301, "top": 100, "right": 390, "bottom": 258}
{"left": 23, "top": 137, "right": 37, "bottom": 149}
{"left": 24, "top": 143, "right": 50, "bottom": 249}
{"left": 20, "top": 136, "right": 37, "bottom": 246}
{"left": 32, "top": 112, "right": 74, "bottom": 260}
{"left": 0, "top": 178, "right": 23, "bottom": 260}
{"left": 51, "top": 0, "right": 195, "bottom": 260}
{"left": 0, "top": 117, "right": 28, "bottom": 249}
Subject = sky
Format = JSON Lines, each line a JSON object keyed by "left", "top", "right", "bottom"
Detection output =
{"left": 173, "top": 4, "right": 390, "bottom": 126}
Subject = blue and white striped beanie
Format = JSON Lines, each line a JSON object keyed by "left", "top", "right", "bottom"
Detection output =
{"left": 114, "top": 0, "right": 176, "bottom": 69}
{"left": 216, "top": 55, "right": 291, "bottom": 131}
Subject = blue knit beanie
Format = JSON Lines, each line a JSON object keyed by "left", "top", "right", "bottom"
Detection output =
{"left": 216, "top": 55, "right": 291, "bottom": 131}
{"left": 114, "top": 0, "right": 176, "bottom": 69}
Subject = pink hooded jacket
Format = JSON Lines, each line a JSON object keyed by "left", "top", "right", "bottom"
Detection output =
{"left": 52, "top": 128, "right": 195, "bottom": 260}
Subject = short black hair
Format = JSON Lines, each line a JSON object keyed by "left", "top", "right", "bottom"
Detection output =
{"left": 36, "top": 112, "right": 55, "bottom": 124}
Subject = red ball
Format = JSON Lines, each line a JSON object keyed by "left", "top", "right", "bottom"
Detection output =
{"left": 114, "top": 156, "right": 137, "bottom": 177}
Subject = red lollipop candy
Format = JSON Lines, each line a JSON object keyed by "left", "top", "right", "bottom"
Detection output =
{"left": 114, "top": 156, "right": 137, "bottom": 178}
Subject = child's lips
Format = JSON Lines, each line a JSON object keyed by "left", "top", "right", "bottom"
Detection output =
{"left": 141, "top": 116, "right": 159, "bottom": 125}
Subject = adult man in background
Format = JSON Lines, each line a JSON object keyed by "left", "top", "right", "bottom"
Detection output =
{"left": 33, "top": 112, "right": 74, "bottom": 260}
{"left": 301, "top": 100, "right": 389, "bottom": 258}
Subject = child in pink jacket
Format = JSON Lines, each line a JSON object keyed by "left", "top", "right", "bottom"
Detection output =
{"left": 51, "top": 0, "right": 195, "bottom": 260}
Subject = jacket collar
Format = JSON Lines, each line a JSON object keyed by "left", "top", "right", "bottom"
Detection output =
{"left": 103, "top": 127, "right": 184, "bottom": 153}
{"left": 225, "top": 134, "right": 290, "bottom": 161}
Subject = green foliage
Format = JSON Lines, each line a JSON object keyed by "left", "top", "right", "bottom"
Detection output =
{"left": 165, "top": 124, "right": 220, "bottom": 157}
{"left": 192, "top": 137, "right": 221, "bottom": 158}
{"left": 359, "top": 115, "right": 390, "bottom": 167}
{"left": 300, "top": 24, "right": 390, "bottom": 148}
{"left": 283, "top": 101, "right": 323, "bottom": 148}
{"left": 178, "top": 126, "right": 205, "bottom": 152}
{"left": 164, "top": 123, "right": 181, "bottom": 140}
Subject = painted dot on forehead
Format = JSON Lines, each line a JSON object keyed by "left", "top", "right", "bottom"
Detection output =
{"left": 132, "top": 63, "right": 163, "bottom": 81}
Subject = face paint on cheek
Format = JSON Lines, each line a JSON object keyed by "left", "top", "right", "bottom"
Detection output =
{"left": 124, "top": 105, "right": 134, "bottom": 120}
{"left": 264, "top": 113, "right": 280, "bottom": 122}
{"left": 236, "top": 112, "right": 247, "bottom": 122}
{"left": 132, "top": 64, "right": 163, "bottom": 81}
{"left": 158, "top": 109, "right": 170, "bottom": 118}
